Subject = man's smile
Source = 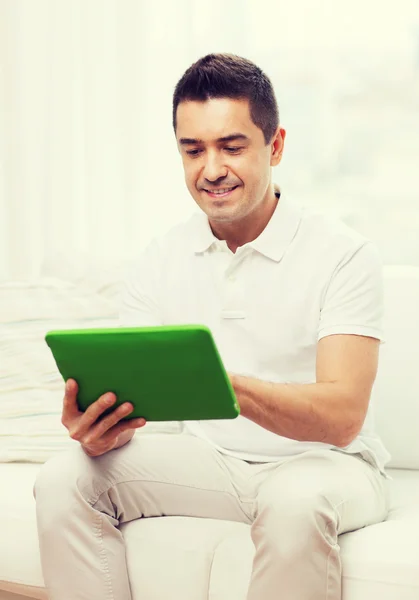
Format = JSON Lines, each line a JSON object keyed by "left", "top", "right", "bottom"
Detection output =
{"left": 203, "top": 185, "right": 239, "bottom": 198}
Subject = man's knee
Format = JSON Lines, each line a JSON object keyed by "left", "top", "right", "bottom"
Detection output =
{"left": 254, "top": 480, "right": 340, "bottom": 550}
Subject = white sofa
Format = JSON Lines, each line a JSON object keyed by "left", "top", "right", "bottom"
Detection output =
{"left": 1, "top": 264, "right": 419, "bottom": 600}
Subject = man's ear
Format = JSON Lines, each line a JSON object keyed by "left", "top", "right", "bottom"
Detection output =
{"left": 270, "top": 127, "right": 286, "bottom": 167}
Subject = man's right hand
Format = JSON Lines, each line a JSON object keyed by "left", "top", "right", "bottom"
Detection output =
{"left": 62, "top": 379, "right": 146, "bottom": 457}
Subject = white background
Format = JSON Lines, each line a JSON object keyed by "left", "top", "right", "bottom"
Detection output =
{"left": 0, "top": 0, "right": 418, "bottom": 279}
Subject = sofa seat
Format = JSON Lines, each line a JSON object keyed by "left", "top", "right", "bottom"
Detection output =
{"left": 1, "top": 461, "right": 418, "bottom": 600}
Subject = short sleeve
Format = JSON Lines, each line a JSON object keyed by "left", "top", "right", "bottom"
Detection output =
{"left": 119, "top": 240, "right": 163, "bottom": 327}
{"left": 318, "top": 242, "right": 385, "bottom": 342}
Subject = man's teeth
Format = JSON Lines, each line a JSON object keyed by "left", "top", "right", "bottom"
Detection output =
{"left": 207, "top": 187, "right": 235, "bottom": 194}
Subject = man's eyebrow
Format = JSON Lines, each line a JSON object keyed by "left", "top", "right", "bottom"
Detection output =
{"left": 218, "top": 133, "right": 250, "bottom": 143}
{"left": 179, "top": 133, "right": 250, "bottom": 145}
{"left": 179, "top": 137, "right": 202, "bottom": 145}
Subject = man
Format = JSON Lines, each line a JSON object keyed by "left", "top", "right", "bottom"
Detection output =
{"left": 34, "top": 53, "right": 390, "bottom": 600}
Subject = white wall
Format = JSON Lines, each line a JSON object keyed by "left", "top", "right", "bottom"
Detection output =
{"left": 0, "top": 0, "right": 418, "bottom": 279}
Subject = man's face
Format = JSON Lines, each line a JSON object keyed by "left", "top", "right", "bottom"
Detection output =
{"left": 176, "top": 98, "right": 284, "bottom": 224}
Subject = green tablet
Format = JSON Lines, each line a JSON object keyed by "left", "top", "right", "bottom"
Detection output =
{"left": 45, "top": 325, "right": 240, "bottom": 421}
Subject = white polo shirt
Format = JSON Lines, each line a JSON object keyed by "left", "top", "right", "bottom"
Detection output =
{"left": 120, "top": 190, "right": 391, "bottom": 474}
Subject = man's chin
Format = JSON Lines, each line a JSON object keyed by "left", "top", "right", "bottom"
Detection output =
{"left": 191, "top": 193, "right": 244, "bottom": 223}
{"left": 204, "top": 206, "right": 240, "bottom": 223}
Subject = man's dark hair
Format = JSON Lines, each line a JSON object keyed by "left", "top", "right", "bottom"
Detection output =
{"left": 172, "top": 53, "right": 279, "bottom": 145}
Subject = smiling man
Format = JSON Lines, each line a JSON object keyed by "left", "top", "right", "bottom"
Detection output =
{"left": 34, "top": 54, "right": 390, "bottom": 600}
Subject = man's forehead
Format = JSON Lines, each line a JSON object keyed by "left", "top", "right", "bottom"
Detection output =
{"left": 176, "top": 97, "right": 255, "bottom": 142}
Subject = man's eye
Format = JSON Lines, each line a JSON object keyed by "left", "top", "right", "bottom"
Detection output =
{"left": 225, "top": 147, "right": 242, "bottom": 153}
{"left": 186, "top": 149, "right": 202, "bottom": 156}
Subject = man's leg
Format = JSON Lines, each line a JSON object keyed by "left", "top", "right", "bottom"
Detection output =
{"left": 246, "top": 450, "right": 389, "bottom": 600}
{"left": 33, "top": 433, "right": 254, "bottom": 600}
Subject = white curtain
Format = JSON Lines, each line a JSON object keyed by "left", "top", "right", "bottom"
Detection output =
{"left": 1, "top": 0, "right": 418, "bottom": 279}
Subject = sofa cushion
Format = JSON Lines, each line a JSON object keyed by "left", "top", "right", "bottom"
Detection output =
{"left": 0, "top": 278, "right": 117, "bottom": 463}
{"left": 0, "top": 463, "right": 418, "bottom": 600}
{"left": 0, "top": 463, "right": 45, "bottom": 599}
{"left": 372, "top": 266, "right": 419, "bottom": 468}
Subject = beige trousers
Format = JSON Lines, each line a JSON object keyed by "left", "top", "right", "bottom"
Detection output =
{"left": 33, "top": 433, "right": 389, "bottom": 600}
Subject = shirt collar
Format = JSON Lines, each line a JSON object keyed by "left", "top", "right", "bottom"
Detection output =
{"left": 191, "top": 186, "right": 302, "bottom": 262}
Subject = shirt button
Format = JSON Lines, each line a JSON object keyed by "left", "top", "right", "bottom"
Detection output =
{"left": 228, "top": 275, "right": 236, "bottom": 282}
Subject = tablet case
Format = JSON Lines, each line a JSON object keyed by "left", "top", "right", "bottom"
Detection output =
{"left": 45, "top": 325, "right": 240, "bottom": 421}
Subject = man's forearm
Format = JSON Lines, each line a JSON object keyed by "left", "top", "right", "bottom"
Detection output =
{"left": 229, "top": 374, "right": 362, "bottom": 448}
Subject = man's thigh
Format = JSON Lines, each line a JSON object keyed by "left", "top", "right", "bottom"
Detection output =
{"left": 255, "top": 449, "right": 389, "bottom": 533}
{"left": 35, "top": 432, "right": 254, "bottom": 525}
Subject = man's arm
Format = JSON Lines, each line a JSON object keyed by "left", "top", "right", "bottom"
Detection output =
{"left": 229, "top": 333, "right": 379, "bottom": 448}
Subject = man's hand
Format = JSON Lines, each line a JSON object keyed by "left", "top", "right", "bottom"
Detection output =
{"left": 61, "top": 379, "right": 146, "bottom": 457}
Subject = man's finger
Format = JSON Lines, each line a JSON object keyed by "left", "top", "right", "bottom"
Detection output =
{"left": 75, "top": 391, "right": 117, "bottom": 437}
{"left": 83, "top": 417, "right": 146, "bottom": 451}
{"left": 66, "top": 378, "right": 78, "bottom": 395}
{"left": 82, "top": 399, "right": 132, "bottom": 443}
{"left": 62, "top": 379, "right": 81, "bottom": 420}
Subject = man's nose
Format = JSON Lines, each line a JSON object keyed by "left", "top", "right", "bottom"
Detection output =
{"left": 202, "top": 153, "right": 228, "bottom": 183}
